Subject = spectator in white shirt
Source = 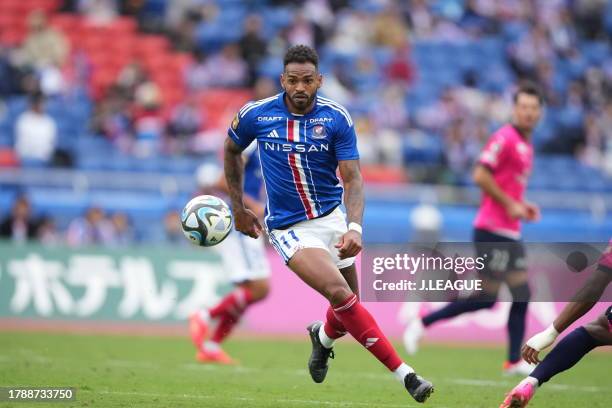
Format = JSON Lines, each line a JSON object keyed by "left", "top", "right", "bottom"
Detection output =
{"left": 14, "top": 92, "right": 57, "bottom": 164}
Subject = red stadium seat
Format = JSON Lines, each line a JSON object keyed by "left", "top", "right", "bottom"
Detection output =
{"left": 0, "top": 14, "right": 25, "bottom": 33}
{"left": 1, "top": 28, "right": 26, "bottom": 46}
{"left": 134, "top": 35, "right": 170, "bottom": 58}
{"left": 1, "top": 0, "right": 59, "bottom": 15}
{"left": 199, "top": 89, "right": 252, "bottom": 128}
{"left": 161, "top": 88, "right": 185, "bottom": 107}
{"left": 200, "top": 89, "right": 252, "bottom": 108}
{"left": 107, "top": 17, "right": 137, "bottom": 35}
{"left": 0, "top": 1, "right": 21, "bottom": 15}
{"left": 81, "top": 22, "right": 116, "bottom": 41}
{"left": 169, "top": 53, "right": 194, "bottom": 73}
{"left": 0, "top": 149, "right": 19, "bottom": 168}
{"left": 79, "top": 35, "right": 107, "bottom": 52}
{"left": 49, "top": 13, "right": 81, "bottom": 34}
{"left": 361, "top": 165, "right": 408, "bottom": 183}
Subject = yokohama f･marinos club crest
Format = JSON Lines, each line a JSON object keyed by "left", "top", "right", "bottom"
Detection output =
{"left": 311, "top": 124, "right": 327, "bottom": 139}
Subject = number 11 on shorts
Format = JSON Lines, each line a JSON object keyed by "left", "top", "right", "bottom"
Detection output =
{"left": 281, "top": 230, "right": 299, "bottom": 249}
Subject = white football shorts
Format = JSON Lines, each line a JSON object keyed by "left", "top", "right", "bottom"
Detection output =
{"left": 268, "top": 206, "right": 356, "bottom": 269}
{"left": 214, "top": 232, "right": 271, "bottom": 283}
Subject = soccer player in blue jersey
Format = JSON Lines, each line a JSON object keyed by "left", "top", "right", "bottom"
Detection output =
{"left": 223, "top": 45, "right": 434, "bottom": 403}
{"left": 500, "top": 243, "right": 612, "bottom": 407}
{"left": 189, "top": 143, "right": 271, "bottom": 364}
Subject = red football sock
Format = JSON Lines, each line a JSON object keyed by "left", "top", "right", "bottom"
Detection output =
{"left": 209, "top": 287, "right": 254, "bottom": 319}
{"left": 211, "top": 312, "right": 240, "bottom": 344}
{"left": 333, "top": 294, "right": 403, "bottom": 371}
{"left": 324, "top": 305, "right": 347, "bottom": 339}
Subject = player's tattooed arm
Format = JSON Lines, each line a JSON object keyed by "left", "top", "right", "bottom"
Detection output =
{"left": 339, "top": 159, "right": 364, "bottom": 225}
{"left": 554, "top": 266, "right": 612, "bottom": 332}
{"left": 224, "top": 138, "right": 262, "bottom": 238}
{"left": 224, "top": 138, "right": 246, "bottom": 209}
{"left": 336, "top": 159, "right": 364, "bottom": 258}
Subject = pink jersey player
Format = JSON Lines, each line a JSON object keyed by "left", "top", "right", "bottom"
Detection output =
{"left": 600, "top": 240, "right": 612, "bottom": 331}
{"left": 599, "top": 239, "right": 612, "bottom": 271}
{"left": 474, "top": 124, "right": 534, "bottom": 239}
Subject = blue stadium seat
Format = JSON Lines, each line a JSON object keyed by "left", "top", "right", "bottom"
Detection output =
{"left": 402, "top": 132, "right": 443, "bottom": 164}
{"left": 257, "top": 57, "right": 283, "bottom": 79}
{"left": 259, "top": 7, "right": 294, "bottom": 37}
{"left": 27, "top": 188, "right": 90, "bottom": 215}
{"left": 88, "top": 190, "right": 170, "bottom": 217}
{"left": 349, "top": 0, "right": 385, "bottom": 13}
{"left": 0, "top": 189, "right": 17, "bottom": 213}
{"left": 141, "top": 0, "right": 166, "bottom": 16}
{"left": 0, "top": 129, "right": 12, "bottom": 147}
{"left": 162, "top": 158, "right": 201, "bottom": 174}
{"left": 582, "top": 41, "right": 610, "bottom": 65}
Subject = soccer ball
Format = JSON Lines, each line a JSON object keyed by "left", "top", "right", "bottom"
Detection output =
{"left": 181, "top": 195, "right": 233, "bottom": 246}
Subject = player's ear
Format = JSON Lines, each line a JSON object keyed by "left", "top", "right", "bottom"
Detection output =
{"left": 280, "top": 73, "right": 285, "bottom": 90}
{"left": 317, "top": 73, "right": 323, "bottom": 89}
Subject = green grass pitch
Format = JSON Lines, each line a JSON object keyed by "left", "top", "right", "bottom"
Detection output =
{"left": 0, "top": 331, "right": 610, "bottom": 407}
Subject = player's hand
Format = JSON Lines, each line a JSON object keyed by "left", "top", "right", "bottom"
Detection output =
{"left": 522, "top": 324, "right": 559, "bottom": 364}
{"left": 233, "top": 207, "right": 262, "bottom": 238}
{"left": 521, "top": 344, "right": 542, "bottom": 365}
{"left": 505, "top": 200, "right": 529, "bottom": 220}
{"left": 335, "top": 230, "right": 362, "bottom": 259}
{"left": 524, "top": 201, "right": 540, "bottom": 222}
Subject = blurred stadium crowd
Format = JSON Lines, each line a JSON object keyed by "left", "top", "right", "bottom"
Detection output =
{"left": 0, "top": 0, "right": 611, "bottom": 244}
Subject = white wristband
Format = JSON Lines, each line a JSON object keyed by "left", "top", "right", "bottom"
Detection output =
{"left": 348, "top": 222, "right": 362, "bottom": 235}
{"left": 526, "top": 323, "right": 559, "bottom": 351}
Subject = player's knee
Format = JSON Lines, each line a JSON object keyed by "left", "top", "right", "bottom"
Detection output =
{"left": 252, "top": 280, "right": 270, "bottom": 301}
{"left": 325, "top": 283, "right": 353, "bottom": 306}
{"left": 509, "top": 283, "right": 531, "bottom": 302}
{"left": 584, "top": 315, "right": 612, "bottom": 346}
{"left": 243, "top": 280, "right": 270, "bottom": 302}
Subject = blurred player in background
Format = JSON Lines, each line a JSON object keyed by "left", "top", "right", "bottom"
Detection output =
{"left": 500, "top": 242, "right": 612, "bottom": 407}
{"left": 404, "top": 83, "right": 543, "bottom": 376}
{"left": 224, "top": 45, "right": 434, "bottom": 403}
{"left": 189, "top": 141, "right": 270, "bottom": 364}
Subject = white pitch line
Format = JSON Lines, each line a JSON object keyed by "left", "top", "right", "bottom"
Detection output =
{"left": 96, "top": 390, "right": 420, "bottom": 408}
{"left": 183, "top": 362, "right": 608, "bottom": 394}
{"left": 446, "top": 378, "right": 605, "bottom": 393}
{"left": 2, "top": 354, "right": 608, "bottom": 395}
{"left": 106, "top": 359, "right": 158, "bottom": 369}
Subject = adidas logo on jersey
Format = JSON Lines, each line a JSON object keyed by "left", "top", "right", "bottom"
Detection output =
{"left": 267, "top": 129, "right": 280, "bottom": 138}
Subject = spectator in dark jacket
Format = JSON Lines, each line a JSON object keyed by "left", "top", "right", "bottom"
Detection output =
{"left": 0, "top": 195, "right": 38, "bottom": 243}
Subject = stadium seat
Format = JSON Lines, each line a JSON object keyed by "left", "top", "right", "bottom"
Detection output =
{"left": 361, "top": 165, "right": 407, "bottom": 184}
{"left": 0, "top": 148, "right": 18, "bottom": 167}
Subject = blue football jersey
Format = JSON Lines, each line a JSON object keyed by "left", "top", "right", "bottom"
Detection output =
{"left": 228, "top": 92, "right": 359, "bottom": 230}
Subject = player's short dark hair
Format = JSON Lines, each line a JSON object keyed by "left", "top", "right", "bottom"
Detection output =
{"left": 283, "top": 45, "right": 319, "bottom": 70}
{"left": 513, "top": 82, "right": 544, "bottom": 105}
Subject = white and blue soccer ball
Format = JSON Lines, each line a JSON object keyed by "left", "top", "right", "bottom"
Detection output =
{"left": 181, "top": 195, "right": 233, "bottom": 247}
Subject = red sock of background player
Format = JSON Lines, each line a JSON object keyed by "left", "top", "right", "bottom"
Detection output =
{"left": 210, "top": 312, "right": 240, "bottom": 344}
{"left": 318, "top": 306, "right": 347, "bottom": 348}
{"left": 208, "top": 287, "right": 254, "bottom": 319}
{"left": 334, "top": 294, "right": 415, "bottom": 383}
{"left": 200, "top": 287, "right": 253, "bottom": 351}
